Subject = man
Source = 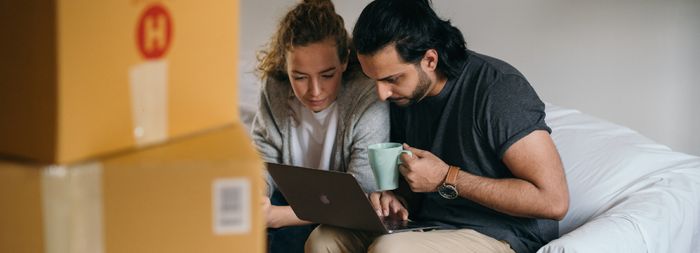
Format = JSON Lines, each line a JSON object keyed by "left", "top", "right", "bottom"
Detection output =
{"left": 305, "top": 0, "right": 569, "bottom": 252}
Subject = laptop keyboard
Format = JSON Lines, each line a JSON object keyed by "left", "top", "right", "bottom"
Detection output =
{"left": 381, "top": 217, "right": 410, "bottom": 231}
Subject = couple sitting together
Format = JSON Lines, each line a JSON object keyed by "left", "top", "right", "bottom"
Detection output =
{"left": 251, "top": 0, "right": 570, "bottom": 253}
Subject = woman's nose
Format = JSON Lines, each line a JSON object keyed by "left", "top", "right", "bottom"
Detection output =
{"left": 308, "top": 78, "right": 321, "bottom": 96}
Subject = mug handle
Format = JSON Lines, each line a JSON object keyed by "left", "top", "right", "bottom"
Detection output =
{"left": 397, "top": 150, "right": 413, "bottom": 165}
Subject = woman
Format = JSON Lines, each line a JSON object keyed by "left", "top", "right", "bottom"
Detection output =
{"left": 251, "top": 0, "right": 388, "bottom": 252}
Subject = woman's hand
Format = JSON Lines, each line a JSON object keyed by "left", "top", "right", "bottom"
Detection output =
{"left": 262, "top": 196, "right": 312, "bottom": 228}
{"left": 368, "top": 191, "right": 409, "bottom": 220}
{"left": 261, "top": 196, "right": 276, "bottom": 227}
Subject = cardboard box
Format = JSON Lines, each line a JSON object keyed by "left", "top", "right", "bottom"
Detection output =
{"left": 0, "top": 0, "right": 240, "bottom": 164}
{"left": 0, "top": 125, "right": 264, "bottom": 253}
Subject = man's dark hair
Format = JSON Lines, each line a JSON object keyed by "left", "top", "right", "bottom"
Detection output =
{"left": 352, "top": 0, "right": 468, "bottom": 79}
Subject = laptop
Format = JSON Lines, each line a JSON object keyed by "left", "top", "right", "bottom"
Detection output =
{"left": 266, "top": 162, "right": 441, "bottom": 234}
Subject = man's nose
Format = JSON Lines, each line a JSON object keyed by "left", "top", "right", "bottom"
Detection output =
{"left": 376, "top": 82, "right": 392, "bottom": 101}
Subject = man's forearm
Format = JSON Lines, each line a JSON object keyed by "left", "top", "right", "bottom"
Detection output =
{"left": 453, "top": 170, "right": 567, "bottom": 220}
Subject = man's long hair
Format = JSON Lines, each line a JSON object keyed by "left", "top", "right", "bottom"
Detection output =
{"left": 352, "top": 0, "right": 468, "bottom": 79}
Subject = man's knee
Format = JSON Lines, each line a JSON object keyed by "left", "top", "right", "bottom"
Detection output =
{"left": 367, "top": 234, "right": 414, "bottom": 253}
{"left": 304, "top": 225, "right": 347, "bottom": 253}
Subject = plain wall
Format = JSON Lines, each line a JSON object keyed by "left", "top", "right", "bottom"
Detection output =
{"left": 240, "top": 0, "right": 700, "bottom": 156}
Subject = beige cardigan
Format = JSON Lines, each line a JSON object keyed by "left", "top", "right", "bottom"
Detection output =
{"left": 251, "top": 70, "right": 389, "bottom": 195}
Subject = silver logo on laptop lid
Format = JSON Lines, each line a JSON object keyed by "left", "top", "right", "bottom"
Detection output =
{"left": 319, "top": 194, "right": 331, "bottom": 205}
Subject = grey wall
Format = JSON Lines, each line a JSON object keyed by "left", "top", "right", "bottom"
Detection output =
{"left": 240, "top": 0, "right": 700, "bottom": 156}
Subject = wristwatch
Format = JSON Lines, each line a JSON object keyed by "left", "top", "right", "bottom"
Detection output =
{"left": 438, "top": 166, "right": 460, "bottom": 199}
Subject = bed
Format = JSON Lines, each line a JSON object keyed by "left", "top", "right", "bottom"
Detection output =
{"left": 238, "top": 81, "right": 700, "bottom": 252}
{"left": 539, "top": 103, "right": 700, "bottom": 252}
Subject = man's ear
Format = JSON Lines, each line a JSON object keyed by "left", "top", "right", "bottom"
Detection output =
{"left": 422, "top": 49, "right": 439, "bottom": 71}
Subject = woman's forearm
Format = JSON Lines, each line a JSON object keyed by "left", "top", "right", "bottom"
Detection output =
{"left": 268, "top": 205, "right": 313, "bottom": 228}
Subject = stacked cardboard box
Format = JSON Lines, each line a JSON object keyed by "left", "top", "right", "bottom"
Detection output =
{"left": 0, "top": 0, "right": 240, "bottom": 164}
{"left": 0, "top": 126, "right": 264, "bottom": 253}
{"left": 0, "top": 0, "right": 264, "bottom": 252}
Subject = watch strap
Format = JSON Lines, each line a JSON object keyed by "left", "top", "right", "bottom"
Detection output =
{"left": 445, "top": 166, "right": 459, "bottom": 186}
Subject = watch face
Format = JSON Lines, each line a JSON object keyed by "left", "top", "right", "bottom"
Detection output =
{"left": 438, "top": 184, "right": 458, "bottom": 199}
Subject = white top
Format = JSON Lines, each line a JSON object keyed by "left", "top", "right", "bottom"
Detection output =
{"left": 289, "top": 99, "right": 339, "bottom": 170}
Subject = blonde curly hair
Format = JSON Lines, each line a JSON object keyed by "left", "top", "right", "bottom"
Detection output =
{"left": 256, "top": 0, "right": 350, "bottom": 81}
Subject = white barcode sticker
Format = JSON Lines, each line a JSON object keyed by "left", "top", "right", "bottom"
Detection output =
{"left": 212, "top": 178, "right": 251, "bottom": 235}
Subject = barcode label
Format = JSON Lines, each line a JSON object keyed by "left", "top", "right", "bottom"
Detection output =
{"left": 213, "top": 178, "right": 250, "bottom": 235}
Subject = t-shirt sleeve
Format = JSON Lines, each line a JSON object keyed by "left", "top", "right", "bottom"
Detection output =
{"left": 477, "top": 74, "right": 551, "bottom": 159}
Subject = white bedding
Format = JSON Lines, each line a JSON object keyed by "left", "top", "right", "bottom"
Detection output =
{"left": 540, "top": 103, "right": 700, "bottom": 253}
{"left": 237, "top": 75, "right": 700, "bottom": 252}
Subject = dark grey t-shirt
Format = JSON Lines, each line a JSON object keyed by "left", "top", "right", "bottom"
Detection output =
{"left": 390, "top": 51, "right": 557, "bottom": 253}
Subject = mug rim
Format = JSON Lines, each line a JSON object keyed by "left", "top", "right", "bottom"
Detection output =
{"left": 368, "top": 142, "right": 402, "bottom": 150}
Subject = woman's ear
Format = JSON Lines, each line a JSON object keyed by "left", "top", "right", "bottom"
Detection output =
{"left": 341, "top": 49, "right": 350, "bottom": 72}
{"left": 422, "top": 49, "right": 439, "bottom": 71}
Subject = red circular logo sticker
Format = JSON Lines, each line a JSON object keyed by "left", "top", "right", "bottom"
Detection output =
{"left": 136, "top": 4, "right": 173, "bottom": 59}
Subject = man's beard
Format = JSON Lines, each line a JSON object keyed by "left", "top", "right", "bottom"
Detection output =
{"left": 389, "top": 66, "right": 432, "bottom": 107}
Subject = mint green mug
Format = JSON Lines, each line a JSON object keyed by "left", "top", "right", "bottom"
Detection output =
{"left": 368, "top": 143, "right": 413, "bottom": 191}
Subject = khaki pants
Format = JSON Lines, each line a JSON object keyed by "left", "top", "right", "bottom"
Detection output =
{"left": 305, "top": 225, "right": 515, "bottom": 253}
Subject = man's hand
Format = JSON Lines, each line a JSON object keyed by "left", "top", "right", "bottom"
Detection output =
{"left": 399, "top": 144, "right": 450, "bottom": 192}
{"left": 368, "top": 191, "right": 409, "bottom": 220}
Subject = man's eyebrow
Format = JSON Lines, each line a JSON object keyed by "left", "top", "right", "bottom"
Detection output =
{"left": 378, "top": 72, "right": 401, "bottom": 81}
